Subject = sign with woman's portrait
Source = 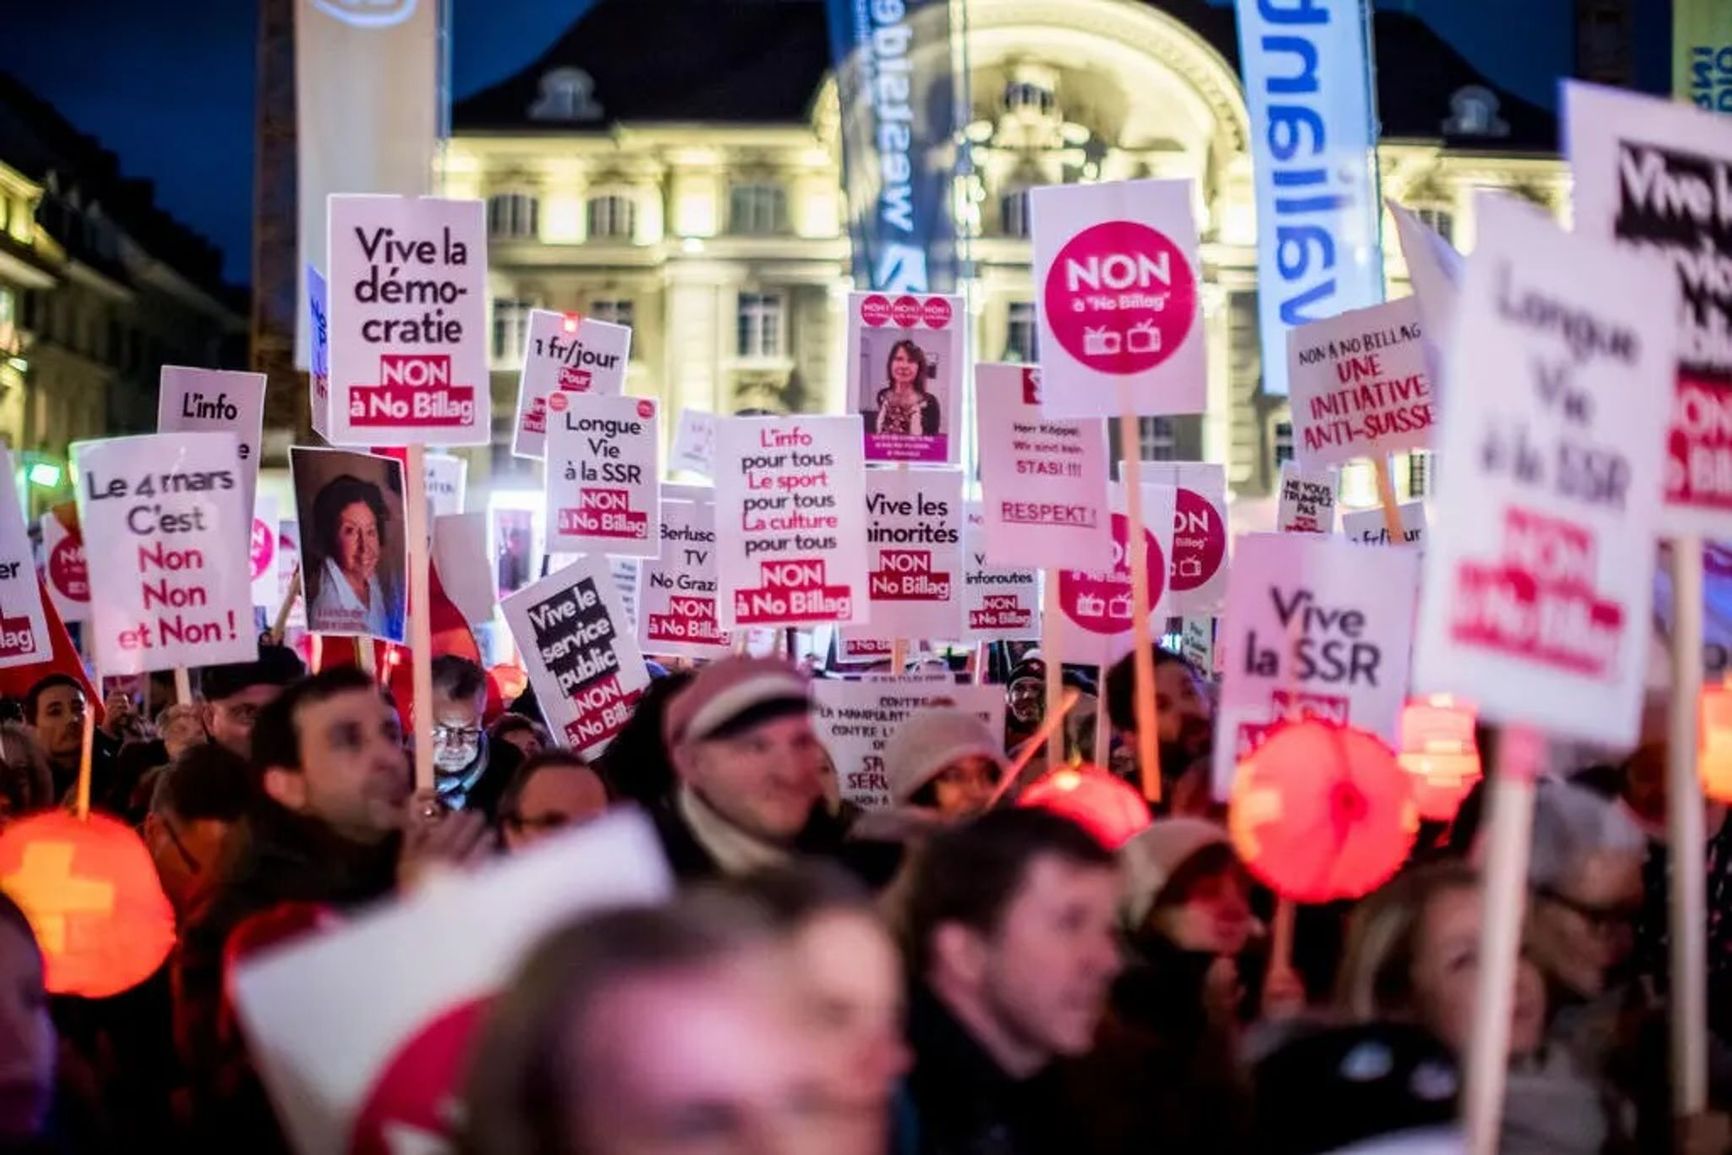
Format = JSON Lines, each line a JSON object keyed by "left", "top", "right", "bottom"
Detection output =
{"left": 290, "top": 447, "right": 409, "bottom": 642}
{"left": 847, "top": 292, "right": 964, "bottom": 465}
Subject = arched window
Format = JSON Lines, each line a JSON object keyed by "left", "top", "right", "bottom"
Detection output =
{"left": 586, "top": 195, "right": 636, "bottom": 241}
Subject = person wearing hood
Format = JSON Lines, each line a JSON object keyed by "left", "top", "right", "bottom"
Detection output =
{"left": 886, "top": 707, "right": 1006, "bottom": 822}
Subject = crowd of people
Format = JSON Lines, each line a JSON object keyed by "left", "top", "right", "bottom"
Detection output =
{"left": 0, "top": 639, "right": 1727, "bottom": 1154}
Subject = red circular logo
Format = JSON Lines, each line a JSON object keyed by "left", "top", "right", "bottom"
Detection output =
{"left": 890, "top": 295, "right": 922, "bottom": 328}
{"left": 548, "top": 391, "right": 569, "bottom": 413}
{"left": 348, "top": 998, "right": 489, "bottom": 1155}
{"left": 1043, "top": 220, "right": 1197, "bottom": 375}
{"left": 1058, "top": 513, "right": 1166, "bottom": 636}
{"left": 250, "top": 518, "right": 276, "bottom": 582}
{"left": 636, "top": 399, "right": 655, "bottom": 420}
{"left": 921, "top": 296, "right": 953, "bottom": 329}
{"left": 1170, "top": 488, "right": 1225, "bottom": 593}
{"left": 48, "top": 535, "right": 88, "bottom": 603}
{"left": 860, "top": 295, "right": 892, "bottom": 327}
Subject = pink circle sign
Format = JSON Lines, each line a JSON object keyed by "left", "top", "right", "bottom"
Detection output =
{"left": 1043, "top": 220, "right": 1197, "bottom": 375}
{"left": 48, "top": 535, "right": 88, "bottom": 603}
{"left": 1170, "top": 488, "right": 1225, "bottom": 593}
{"left": 250, "top": 518, "right": 276, "bottom": 582}
{"left": 921, "top": 297, "right": 953, "bottom": 329}
{"left": 860, "top": 295, "right": 892, "bottom": 327}
{"left": 1059, "top": 513, "right": 1166, "bottom": 636}
{"left": 890, "top": 295, "right": 922, "bottom": 328}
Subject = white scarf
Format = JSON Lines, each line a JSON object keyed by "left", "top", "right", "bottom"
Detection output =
{"left": 677, "top": 785, "right": 792, "bottom": 876}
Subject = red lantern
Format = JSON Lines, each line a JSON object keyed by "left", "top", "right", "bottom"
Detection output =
{"left": 1229, "top": 720, "right": 1418, "bottom": 904}
{"left": 1398, "top": 695, "right": 1483, "bottom": 822}
{"left": 1700, "top": 681, "right": 1732, "bottom": 802}
{"left": 1018, "top": 765, "right": 1151, "bottom": 848}
{"left": 0, "top": 812, "right": 176, "bottom": 997}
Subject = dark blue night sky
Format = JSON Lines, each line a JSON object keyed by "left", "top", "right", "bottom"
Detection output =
{"left": 3, "top": 0, "right": 1650, "bottom": 285}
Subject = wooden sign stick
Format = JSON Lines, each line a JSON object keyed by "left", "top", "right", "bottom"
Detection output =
{"left": 1115, "top": 382, "right": 1161, "bottom": 802}
{"left": 1668, "top": 537, "right": 1709, "bottom": 1116}
{"left": 405, "top": 444, "right": 435, "bottom": 794}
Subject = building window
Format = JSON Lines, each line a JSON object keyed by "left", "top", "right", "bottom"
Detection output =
{"left": 1001, "top": 190, "right": 1029, "bottom": 239}
{"left": 587, "top": 195, "right": 636, "bottom": 241}
{"left": 492, "top": 299, "right": 536, "bottom": 363}
{"left": 736, "top": 292, "right": 784, "bottom": 359}
{"left": 1407, "top": 449, "right": 1432, "bottom": 498}
{"left": 1139, "top": 417, "right": 1176, "bottom": 462}
{"left": 1003, "top": 79, "right": 1055, "bottom": 115}
{"left": 729, "top": 184, "right": 787, "bottom": 235}
{"left": 1005, "top": 302, "right": 1037, "bottom": 362}
{"left": 1413, "top": 206, "right": 1454, "bottom": 244}
{"left": 487, "top": 194, "right": 539, "bottom": 240}
{"left": 1273, "top": 421, "right": 1294, "bottom": 468}
{"left": 588, "top": 299, "right": 634, "bottom": 330}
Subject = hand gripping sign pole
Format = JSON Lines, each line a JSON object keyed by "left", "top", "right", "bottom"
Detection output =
{"left": 1670, "top": 537, "right": 1709, "bottom": 1116}
{"left": 1116, "top": 379, "right": 1162, "bottom": 803}
{"left": 405, "top": 445, "right": 435, "bottom": 794}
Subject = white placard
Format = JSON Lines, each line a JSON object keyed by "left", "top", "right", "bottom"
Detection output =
{"left": 424, "top": 453, "right": 466, "bottom": 518}
{"left": 503, "top": 555, "right": 651, "bottom": 754}
{"left": 326, "top": 195, "right": 489, "bottom": 446}
{"left": 670, "top": 408, "right": 718, "bottom": 478}
{"left": 157, "top": 366, "right": 267, "bottom": 519}
{"left": 306, "top": 264, "right": 330, "bottom": 441}
{"left": 250, "top": 497, "right": 280, "bottom": 611}
{"left": 433, "top": 513, "right": 496, "bottom": 627}
{"left": 962, "top": 502, "right": 1040, "bottom": 642}
{"left": 1029, "top": 179, "right": 1207, "bottom": 418}
{"left": 1286, "top": 297, "right": 1434, "bottom": 471}
{"left": 1180, "top": 616, "right": 1216, "bottom": 679}
{"left": 0, "top": 450, "right": 50, "bottom": 670}
{"left": 607, "top": 556, "right": 640, "bottom": 637}
{"left": 1342, "top": 502, "right": 1428, "bottom": 549}
{"left": 73, "top": 433, "right": 258, "bottom": 675}
{"left": 843, "top": 468, "right": 964, "bottom": 644}
{"left": 291, "top": 447, "right": 409, "bottom": 643}
{"left": 235, "top": 811, "right": 673, "bottom": 1155}
{"left": 1213, "top": 532, "right": 1422, "bottom": 799}
{"left": 811, "top": 679, "right": 1005, "bottom": 809}
{"left": 1144, "top": 462, "right": 1229, "bottom": 614}
{"left": 974, "top": 363, "right": 1112, "bottom": 569}
{"left": 39, "top": 512, "right": 89, "bottom": 624}
{"left": 714, "top": 415, "right": 869, "bottom": 630}
{"left": 546, "top": 394, "right": 660, "bottom": 558}
{"left": 1276, "top": 463, "right": 1337, "bottom": 534}
{"left": 511, "top": 310, "right": 631, "bottom": 460}
{"left": 847, "top": 292, "right": 965, "bottom": 465}
{"left": 1055, "top": 485, "right": 1177, "bottom": 665}
{"left": 637, "top": 500, "right": 729, "bottom": 660}
{"left": 1411, "top": 194, "right": 1676, "bottom": 747}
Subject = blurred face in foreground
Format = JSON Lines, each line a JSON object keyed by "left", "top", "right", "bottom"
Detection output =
{"left": 0, "top": 919, "right": 53, "bottom": 1144}
{"left": 1411, "top": 885, "right": 1545, "bottom": 1058}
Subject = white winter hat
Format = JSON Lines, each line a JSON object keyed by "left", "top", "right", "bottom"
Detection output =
{"left": 1118, "top": 817, "right": 1231, "bottom": 931}
{"left": 883, "top": 707, "right": 1005, "bottom": 804}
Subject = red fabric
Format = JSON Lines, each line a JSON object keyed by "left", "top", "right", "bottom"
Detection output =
{"left": 1018, "top": 765, "right": 1152, "bottom": 849}
{"left": 0, "top": 575, "right": 102, "bottom": 723}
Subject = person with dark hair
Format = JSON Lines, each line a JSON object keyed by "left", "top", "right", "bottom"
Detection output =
{"left": 489, "top": 713, "right": 550, "bottom": 761}
{"left": 144, "top": 744, "right": 253, "bottom": 923}
{"left": 873, "top": 339, "right": 939, "bottom": 437}
{"left": 1105, "top": 646, "right": 1214, "bottom": 809}
{"left": 197, "top": 644, "right": 306, "bottom": 759}
{"left": 430, "top": 655, "right": 494, "bottom": 813}
{"left": 0, "top": 724, "right": 55, "bottom": 823}
{"left": 884, "top": 707, "right": 1005, "bottom": 820}
{"left": 904, "top": 808, "right": 1122, "bottom": 1155}
{"left": 594, "top": 670, "right": 690, "bottom": 807}
{"left": 22, "top": 673, "right": 91, "bottom": 798}
{"left": 307, "top": 474, "right": 404, "bottom": 639}
{"left": 498, "top": 751, "right": 609, "bottom": 853}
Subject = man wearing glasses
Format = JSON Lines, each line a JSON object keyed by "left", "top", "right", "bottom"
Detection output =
{"left": 197, "top": 644, "right": 306, "bottom": 759}
{"left": 429, "top": 655, "right": 496, "bottom": 814}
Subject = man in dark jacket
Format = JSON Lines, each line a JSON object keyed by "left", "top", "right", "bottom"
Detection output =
{"left": 904, "top": 809, "right": 1123, "bottom": 1155}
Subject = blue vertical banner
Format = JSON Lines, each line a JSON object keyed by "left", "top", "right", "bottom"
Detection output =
{"left": 1235, "top": 0, "right": 1385, "bottom": 395}
{"left": 827, "top": 0, "right": 960, "bottom": 293}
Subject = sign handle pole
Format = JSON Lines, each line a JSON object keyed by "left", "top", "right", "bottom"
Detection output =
{"left": 989, "top": 688, "right": 1082, "bottom": 809}
{"left": 1270, "top": 896, "right": 1296, "bottom": 979}
{"left": 891, "top": 639, "right": 908, "bottom": 677}
{"left": 1463, "top": 724, "right": 1543, "bottom": 1155}
{"left": 1669, "top": 536, "right": 1709, "bottom": 1116}
{"left": 357, "top": 640, "right": 377, "bottom": 679}
{"left": 1372, "top": 455, "right": 1406, "bottom": 545}
{"left": 1043, "top": 569, "right": 1064, "bottom": 768}
{"left": 405, "top": 444, "right": 435, "bottom": 795}
{"left": 74, "top": 686, "right": 95, "bottom": 821}
{"left": 1115, "top": 388, "right": 1161, "bottom": 802}
{"left": 973, "top": 642, "right": 989, "bottom": 686}
{"left": 173, "top": 667, "right": 193, "bottom": 708}
{"left": 269, "top": 565, "right": 302, "bottom": 644}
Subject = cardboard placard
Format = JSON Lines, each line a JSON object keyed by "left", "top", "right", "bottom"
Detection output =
{"left": 326, "top": 195, "right": 489, "bottom": 446}
{"left": 432, "top": 513, "right": 496, "bottom": 627}
{"left": 670, "top": 409, "right": 718, "bottom": 478}
{"left": 962, "top": 502, "right": 1040, "bottom": 642}
{"left": 306, "top": 264, "right": 331, "bottom": 441}
{"left": 511, "top": 311, "right": 631, "bottom": 460}
{"left": 1029, "top": 179, "right": 1207, "bottom": 418}
{"left": 843, "top": 468, "right": 963, "bottom": 643}
{"left": 158, "top": 366, "right": 267, "bottom": 518}
{"left": 1213, "top": 532, "right": 1422, "bottom": 798}
{"left": 1286, "top": 296, "right": 1434, "bottom": 471}
{"left": 833, "top": 635, "right": 930, "bottom": 667}
{"left": 1412, "top": 194, "right": 1676, "bottom": 747}
{"left": 847, "top": 292, "right": 965, "bottom": 464}
{"left": 0, "top": 451, "right": 50, "bottom": 670}
{"left": 1388, "top": 202, "right": 1464, "bottom": 387}
{"left": 503, "top": 555, "right": 650, "bottom": 754}
{"left": 1342, "top": 502, "right": 1427, "bottom": 549}
{"left": 1565, "top": 82, "right": 1732, "bottom": 533}
{"left": 73, "top": 433, "right": 258, "bottom": 675}
{"left": 546, "top": 394, "right": 660, "bottom": 558}
{"left": 714, "top": 415, "right": 869, "bottom": 629}
{"left": 251, "top": 497, "right": 281, "bottom": 610}
{"left": 291, "top": 447, "right": 409, "bottom": 642}
{"left": 974, "top": 363, "right": 1113, "bottom": 570}
{"left": 1180, "top": 616, "right": 1216, "bottom": 679}
{"left": 1276, "top": 463, "right": 1337, "bottom": 534}
{"left": 637, "top": 499, "right": 729, "bottom": 660}
{"left": 424, "top": 453, "right": 466, "bottom": 519}
{"left": 1056, "top": 485, "right": 1177, "bottom": 664}
{"left": 811, "top": 679, "right": 1005, "bottom": 809}
{"left": 234, "top": 811, "right": 673, "bottom": 1155}
{"left": 1145, "top": 462, "right": 1229, "bottom": 614}
{"left": 40, "top": 511, "right": 89, "bottom": 624}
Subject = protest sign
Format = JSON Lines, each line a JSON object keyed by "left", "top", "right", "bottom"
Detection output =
{"left": 714, "top": 415, "right": 869, "bottom": 629}
{"left": 670, "top": 408, "right": 717, "bottom": 478}
{"left": 974, "top": 363, "right": 1112, "bottom": 569}
{"left": 546, "top": 394, "right": 660, "bottom": 558}
{"left": 0, "top": 451, "right": 50, "bottom": 670}
{"left": 158, "top": 366, "right": 267, "bottom": 518}
{"left": 40, "top": 509, "right": 89, "bottom": 624}
{"left": 1145, "top": 462, "right": 1229, "bottom": 614}
{"left": 811, "top": 679, "right": 1005, "bottom": 809}
{"left": 73, "top": 432, "right": 258, "bottom": 675}
{"left": 843, "top": 468, "right": 963, "bottom": 643}
{"left": 491, "top": 505, "right": 543, "bottom": 600}
{"left": 1566, "top": 83, "right": 1732, "bottom": 532}
{"left": 608, "top": 557, "right": 640, "bottom": 637}
{"left": 1286, "top": 297, "right": 1434, "bottom": 471}
{"left": 1029, "top": 179, "right": 1206, "bottom": 418}
{"left": 326, "top": 195, "right": 489, "bottom": 446}
{"left": 424, "top": 453, "right": 466, "bottom": 518}
{"left": 833, "top": 635, "right": 932, "bottom": 667}
{"left": 432, "top": 514, "right": 495, "bottom": 627}
{"left": 511, "top": 311, "right": 631, "bottom": 460}
{"left": 1056, "top": 486, "right": 1177, "bottom": 664}
{"left": 637, "top": 500, "right": 729, "bottom": 659}
{"left": 251, "top": 497, "right": 280, "bottom": 611}
{"left": 1343, "top": 502, "right": 1427, "bottom": 548}
{"left": 290, "top": 447, "right": 408, "bottom": 643}
{"left": 307, "top": 264, "right": 331, "bottom": 440}
{"left": 235, "top": 810, "right": 672, "bottom": 1155}
{"left": 1213, "top": 532, "right": 1421, "bottom": 798}
{"left": 277, "top": 520, "right": 306, "bottom": 631}
{"left": 1412, "top": 195, "right": 1675, "bottom": 746}
{"left": 1389, "top": 202, "right": 1464, "bottom": 388}
{"left": 847, "top": 292, "right": 965, "bottom": 464}
{"left": 962, "top": 503, "right": 1040, "bottom": 642}
{"left": 503, "top": 555, "right": 650, "bottom": 754}
{"left": 1181, "top": 616, "right": 1216, "bottom": 678}
{"left": 1276, "top": 463, "right": 1337, "bottom": 533}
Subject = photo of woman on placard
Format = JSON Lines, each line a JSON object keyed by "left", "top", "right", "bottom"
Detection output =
{"left": 873, "top": 339, "right": 940, "bottom": 437}
{"left": 292, "top": 448, "right": 408, "bottom": 643}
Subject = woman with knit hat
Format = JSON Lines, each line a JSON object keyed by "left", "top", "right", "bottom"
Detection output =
{"left": 882, "top": 706, "right": 1007, "bottom": 820}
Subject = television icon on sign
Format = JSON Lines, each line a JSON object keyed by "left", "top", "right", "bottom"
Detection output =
{"left": 1076, "top": 592, "right": 1106, "bottom": 618}
{"left": 1082, "top": 328, "right": 1122, "bottom": 357}
{"left": 1126, "top": 320, "right": 1161, "bottom": 354}
{"left": 1176, "top": 557, "right": 1203, "bottom": 579}
{"left": 1108, "top": 593, "right": 1133, "bottom": 619}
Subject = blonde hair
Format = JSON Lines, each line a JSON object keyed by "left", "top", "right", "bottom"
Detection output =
{"left": 1335, "top": 861, "right": 1479, "bottom": 1024}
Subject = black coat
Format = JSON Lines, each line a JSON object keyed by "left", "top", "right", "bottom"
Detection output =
{"left": 648, "top": 792, "right": 853, "bottom": 883}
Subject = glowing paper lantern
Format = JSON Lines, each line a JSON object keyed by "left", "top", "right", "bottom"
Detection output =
{"left": 1398, "top": 695, "right": 1483, "bottom": 822}
{"left": 1229, "top": 720, "right": 1418, "bottom": 904}
{"left": 1018, "top": 765, "right": 1151, "bottom": 848}
{"left": 0, "top": 811, "right": 176, "bottom": 997}
{"left": 1700, "top": 682, "right": 1732, "bottom": 803}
